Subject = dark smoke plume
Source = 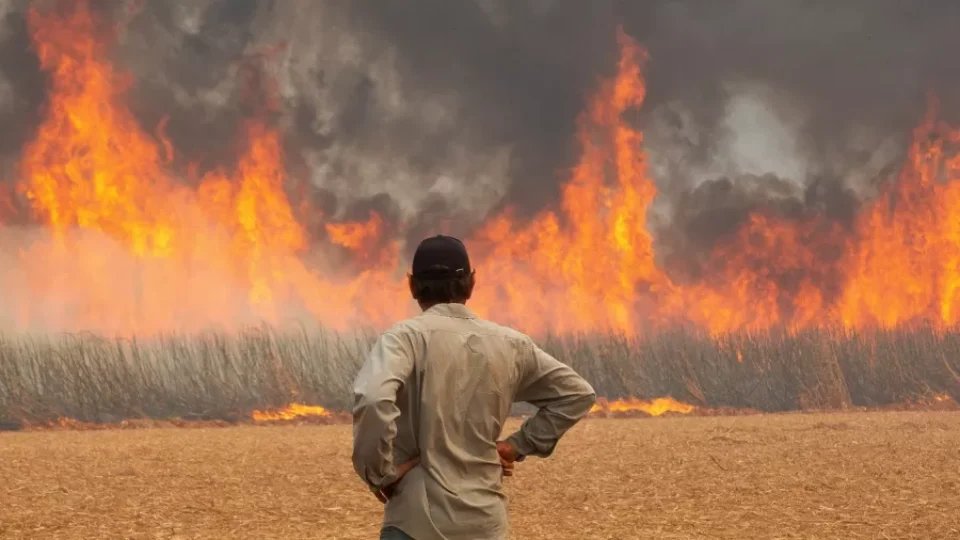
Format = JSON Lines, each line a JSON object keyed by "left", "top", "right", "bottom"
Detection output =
{"left": 0, "top": 0, "right": 958, "bottom": 261}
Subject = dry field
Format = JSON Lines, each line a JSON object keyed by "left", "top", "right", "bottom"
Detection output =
{"left": 2, "top": 412, "right": 959, "bottom": 540}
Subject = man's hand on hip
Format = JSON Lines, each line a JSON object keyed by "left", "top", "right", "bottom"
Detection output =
{"left": 374, "top": 457, "right": 420, "bottom": 503}
{"left": 496, "top": 441, "right": 521, "bottom": 477}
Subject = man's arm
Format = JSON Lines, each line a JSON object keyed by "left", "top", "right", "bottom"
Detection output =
{"left": 352, "top": 331, "right": 414, "bottom": 492}
{"left": 504, "top": 342, "right": 596, "bottom": 459}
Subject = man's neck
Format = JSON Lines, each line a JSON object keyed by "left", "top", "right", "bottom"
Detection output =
{"left": 419, "top": 301, "right": 465, "bottom": 312}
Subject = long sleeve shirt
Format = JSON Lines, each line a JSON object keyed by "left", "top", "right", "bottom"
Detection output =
{"left": 352, "top": 303, "right": 596, "bottom": 540}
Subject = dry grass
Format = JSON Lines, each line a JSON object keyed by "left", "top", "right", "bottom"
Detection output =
{"left": 3, "top": 327, "right": 960, "bottom": 428}
{"left": 2, "top": 411, "right": 958, "bottom": 539}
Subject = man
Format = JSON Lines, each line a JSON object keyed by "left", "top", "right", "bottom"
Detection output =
{"left": 352, "top": 235, "right": 597, "bottom": 540}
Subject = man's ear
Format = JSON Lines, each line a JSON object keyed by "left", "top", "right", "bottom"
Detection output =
{"left": 408, "top": 273, "right": 418, "bottom": 300}
{"left": 464, "top": 270, "right": 476, "bottom": 300}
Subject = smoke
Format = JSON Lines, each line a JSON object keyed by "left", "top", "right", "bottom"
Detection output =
{"left": 0, "top": 0, "right": 958, "bottom": 260}
{"left": 633, "top": 1, "right": 960, "bottom": 196}
{"left": 626, "top": 0, "right": 960, "bottom": 266}
{"left": 115, "top": 0, "right": 525, "bottom": 239}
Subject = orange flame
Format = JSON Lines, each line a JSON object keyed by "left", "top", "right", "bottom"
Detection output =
{"left": 251, "top": 403, "right": 330, "bottom": 422}
{"left": 7, "top": 5, "right": 960, "bottom": 338}
{"left": 835, "top": 101, "right": 960, "bottom": 330}
{"left": 10, "top": 4, "right": 407, "bottom": 334}
{"left": 469, "top": 28, "right": 960, "bottom": 335}
{"left": 590, "top": 397, "right": 695, "bottom": 417}
{"left": 468, "top": 28, "right": 665, "bottom": 334}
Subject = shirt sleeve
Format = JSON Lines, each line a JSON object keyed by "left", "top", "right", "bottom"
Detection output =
{"left": 505, "top": 341, "right": 596, "bottom": 459}
{"left": 351, "top": 331, "right": 414, "bottom": 490}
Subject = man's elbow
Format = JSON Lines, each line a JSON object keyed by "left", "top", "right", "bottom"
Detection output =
{"left": 352, "top": 442, "right": 386, "bottom": 488}
{"left": 584, "top": 388, "right": 597, "bottom": 407}
{"left": 548, "top": 379, "right": 596, "bottom": 419}
{"left": 570, "top": 379, "right": 597, "bottom": 419}
{"left": 575, "top": 389, "right": 597, "bottom": 418}
{"left": 350, "top": 447, "right": 367, "bottom": 481}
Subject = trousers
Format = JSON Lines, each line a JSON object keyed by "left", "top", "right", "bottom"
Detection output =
{"left": 380, "top": 526, "right": 415, "bottom": 540}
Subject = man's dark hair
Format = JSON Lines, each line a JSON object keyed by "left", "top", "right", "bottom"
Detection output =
{"left": 409, "top": 269, "right": 475, "bottom": 304}
{"left": 409, "top": 235, "right": 475, "bottom": 305}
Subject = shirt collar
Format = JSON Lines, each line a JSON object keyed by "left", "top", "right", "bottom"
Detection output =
{"left": 425, "top": 303, "right": 477, "bottom": 319}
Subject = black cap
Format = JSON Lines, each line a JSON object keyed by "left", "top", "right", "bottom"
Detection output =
{"left": 411, "top": 235, "right": 471, "bottom": 279}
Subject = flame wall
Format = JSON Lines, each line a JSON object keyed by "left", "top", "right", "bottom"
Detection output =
{"left": 0, "top": 2, "right": 959, "bottom": 336}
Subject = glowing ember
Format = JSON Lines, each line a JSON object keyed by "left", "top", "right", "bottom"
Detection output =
{"left": 251, "top": 403, "right": 330, "bottom": 422}
{"left": 590, "top": 397, "right": 695, "bottom": 417}
{"left": 56, "top": 417, "right": 88, "bottom": 429}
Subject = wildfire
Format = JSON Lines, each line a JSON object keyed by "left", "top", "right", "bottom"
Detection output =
{"left": 5, "top": 3, "right": 960, "bottom": 338}
{"left": 8, "top": 3, "right": 405, "bottom": 334}
{"left": 251, "top": 403, "right": 330, "bottom": 422}
{"left": 590, "top": 397, "right": 695, "bottom": 417}
{"left": 467, "top": 28, "right": 960, "bottom": 335}
{"left": 468, "top": 28, "right": 664, "bottom": 334}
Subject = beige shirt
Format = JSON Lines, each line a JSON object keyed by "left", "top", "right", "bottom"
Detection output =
{"left": 352, "top": 303, "right": 596, "bottom": 540}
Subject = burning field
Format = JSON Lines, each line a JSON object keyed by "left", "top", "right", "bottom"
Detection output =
{"left": 0, "top": 1, "right": 959, "bottom": 425}
{"left": 1, "top": 4, "right": 959, "bottom": 539}
{"left": 6, "top": 2, "right": 960, "bottom": 335}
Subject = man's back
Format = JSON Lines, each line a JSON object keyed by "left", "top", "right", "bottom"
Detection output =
{"left": 352, "top": 303, "right": 596, "bottom": 540}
